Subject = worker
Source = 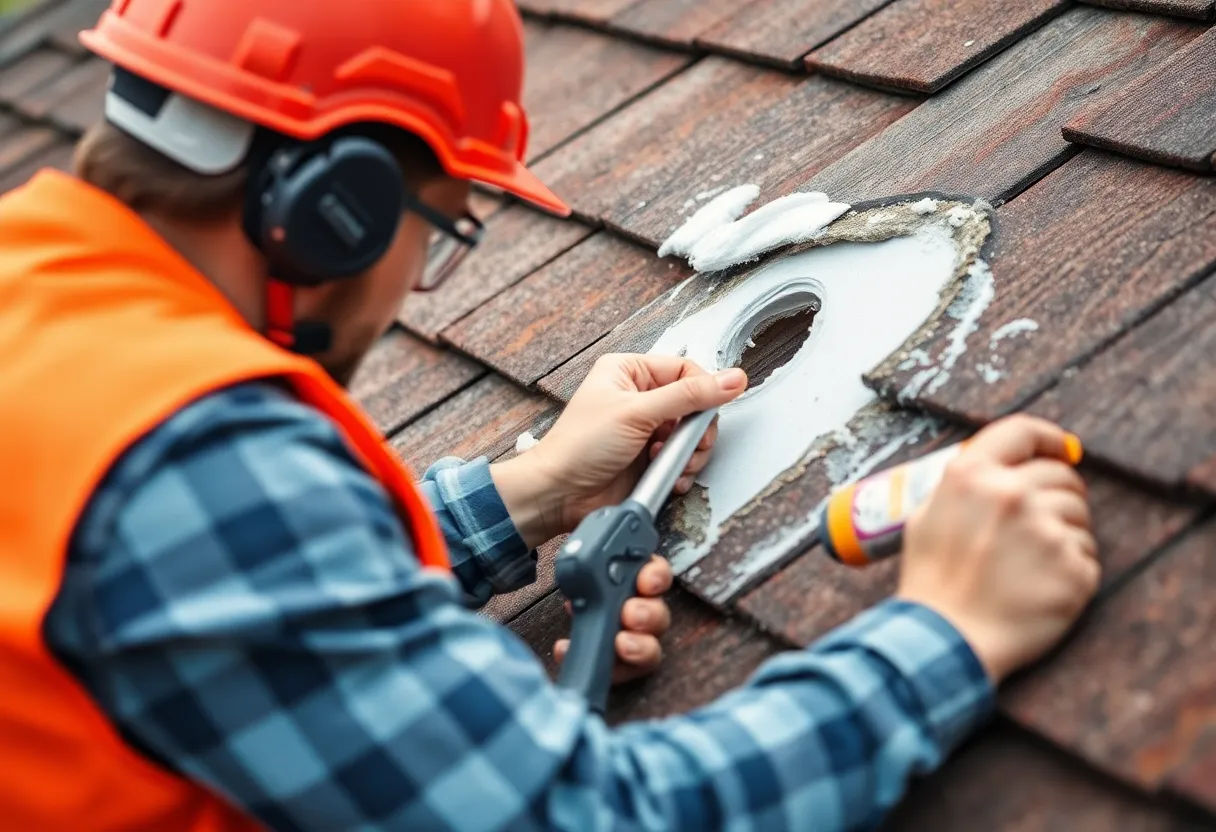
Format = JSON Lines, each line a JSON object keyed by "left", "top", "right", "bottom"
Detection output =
{"left": 0, "top": 1, "right": 1100, "bottom": 830}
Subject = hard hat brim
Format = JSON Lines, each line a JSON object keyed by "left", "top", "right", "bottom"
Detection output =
{"left": 471, "top": 161, "right": 571, "bottom": 218}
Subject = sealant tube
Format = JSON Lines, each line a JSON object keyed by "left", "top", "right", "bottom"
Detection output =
{"left": 820, "top": 433, "right": 1084, "bottom": 567}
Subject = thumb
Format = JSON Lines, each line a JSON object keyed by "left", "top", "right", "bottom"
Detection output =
{"left": 634, "top": 368, "right": 747, "bottom": 424}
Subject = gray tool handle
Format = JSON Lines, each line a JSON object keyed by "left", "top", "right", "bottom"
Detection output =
{"left": 556, "top": 410, "right": 717, "bottom": 712}
{"left": 631, "top": 409, "right": 718, "bottom": 517}
{"left": 555, "top": 500, "right": 658, "bottom": 713}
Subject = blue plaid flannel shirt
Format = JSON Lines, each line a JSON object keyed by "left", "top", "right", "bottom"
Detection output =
{"left": 45, "top": 382, "right": 995, "bottom": 831}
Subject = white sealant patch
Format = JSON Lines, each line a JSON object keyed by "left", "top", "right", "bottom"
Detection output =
{"left": 659, "top": 185, "right": 759, "bottom": 258}
{"left": 688, "top": 193, "right": 850, "bottom": 272}
{"left": 652, "top": 226, "right": 962, "bottom": 571}
{"left": 515, "top": 431, "right": 540, "bottom": 453}
{"left": 901, "top": 258, "right": 996, "bottom": 400}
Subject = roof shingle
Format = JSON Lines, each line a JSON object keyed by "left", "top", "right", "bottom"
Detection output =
{"left": 531, "top": 58, "right": 914, "bottom": 245}
{"left": 1064, "top": 25, "right": 1216, "bottom": 173}
{"left": 807, "top": 0, "right": 1069, "bottom": 94}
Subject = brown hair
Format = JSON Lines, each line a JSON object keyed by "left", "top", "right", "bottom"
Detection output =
{"left": 74, "top": 120, "right": 445, "bottom": 222}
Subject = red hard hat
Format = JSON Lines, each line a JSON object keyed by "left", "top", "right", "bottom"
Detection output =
{"left": 79, "top": 0, "right": 570, "bottom": 216}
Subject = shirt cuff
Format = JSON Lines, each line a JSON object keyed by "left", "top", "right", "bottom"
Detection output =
{"left": 814, "top": 598, "right": 996, "bottom": 754}
{"left": 426, "top": 457, "right": 537, "bottom": 595}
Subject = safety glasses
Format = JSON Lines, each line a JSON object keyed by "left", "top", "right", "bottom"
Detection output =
{"left": 407, "top": 193, "right": 485, "bottom": 292}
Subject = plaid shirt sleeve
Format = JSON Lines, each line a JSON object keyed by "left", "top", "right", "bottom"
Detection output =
{"left": 45, "top": 382, "right": 995, "bottom": 832}
{"left": 422, "top": 456, "right": 539, "bottom": 608}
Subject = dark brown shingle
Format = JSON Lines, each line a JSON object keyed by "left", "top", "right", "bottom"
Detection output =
{"left": 1065, "top": 26, "right": 1216, "bottom": 173}
{"left": 808, "top": 0, "right": 1070, "bottom": 94}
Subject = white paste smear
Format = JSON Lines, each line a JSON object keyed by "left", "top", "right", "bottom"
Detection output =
{"left": 659, "top": 184, "right": 759, "bottom": 258}
{"left": 911, "top": 197, "right": 939, "bottom": 215}
{"left": 902, "top": 259, "right": 996, "bottom": 400}
{"left": 687, "top": 192, "right": 850, "bottom": 273}
{"left": 515, "top": 431, "right": 540, "bottom": 453}
{"left": 990, "top": 318, "right": 1039, "bottom": 347}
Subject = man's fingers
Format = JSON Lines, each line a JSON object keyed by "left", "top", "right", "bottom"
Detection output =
{"left": 604, "top": 353, "right": 712, "bottom": 392}
{"left": 622, "top": 597, "right": 671, "bottom": 636}
{"left": 554, "top": 638, "right": 569, "bottom": 663}
{"left": 615, "top": 632, "right": 662, "bottom": 668}
{"left": 651, "top": 423, "right": 717, "bottom": 464}
{"left": 966, "top": 415, "right": 1083, "bottom": 467}
{"left": 1016, "top": 459, "right": 1088, "bottom": 497}
{"left": 633, "top": 367, "right": 746, "bottom": 425}
{"left": 636, "top": 555, "right": 673, "bottom": 596}
{"left": 682, "top": 449, "right": 711, "bottom": 476}
{"left": 1032, "top": 488, "right": 1091, "bottom": 530}
{"left": 652, "top": 420, "right": 677, "bottom": 444}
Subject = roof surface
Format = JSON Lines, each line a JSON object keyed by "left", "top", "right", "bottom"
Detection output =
{"left": 3, "top": 0, "right": 1215, "bottom": 825}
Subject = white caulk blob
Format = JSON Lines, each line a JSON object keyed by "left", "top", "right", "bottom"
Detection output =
{"left": 990, "top": 318, "right": 1039, "bottom": 347}
{"left": 651, "top": 227, "right": 961, "bottom": 570}
{"left": 659, "top": 185, "right": 759, "bottom": 259}
{"left": 687, "top": 192, "right": 849, "bottom": 273}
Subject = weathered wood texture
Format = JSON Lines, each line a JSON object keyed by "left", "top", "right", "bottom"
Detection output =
{"left": 0, "top": 132, "right": 73, "bottom": 193}
{"left": 1004, "top": 518, "right": 1216, "bottom": 814}
{"left": 506, "top": 589, "right": 566, "bottom": 676}
{"left": 539, "top": 273, "right": 710, "bottom": 402}
{"left": 348, "top": 327, "right": 485, "bottom": 438}
{"left": 443, "top": 233, "right": 690, "bottom": 387}
{"left": 12, "top": 54, "right": 105, "bottom": 130}
{"left": 390, "top": 373, "right": 561, "bottom": 473}
{"left": 0, "top": 120, "right": 59, "bottom": 181}
{"left": 888, "top": 720, "right": 1215, "bottom": 831}
{"left": 0, "top": 45, "right": 72, "bottom": 101}
{"left": 682, "top": 410, "right": 958, "bottom": 607}
{"left": 739, "top": 468, "right": 1200, "bottom": 647}
{"left": 803, "top": 9, "right": 1205, "bottom": 205}
{"left": 1028, "top": 273, "right": 1216, "bottom": 493}
{"left": 482, "top": 536, "right": 565, "bottom": 625}
{"left": 507, "top": 585, "right": 784, "bottom": 725}
{"left": 605, "top": 591, "right": 781, "bottom": 725}
{"left": 399, "top": 205, "right": 592, "bottom": 342}
{"left": 608, "top": 0, "right": 739, "bottom": 50}
{"left": 521, "top": 20, "right": 691, "bottom": 161}
{"left": 697, "top": 0, "right": 895, "bottom": 70}
{"left": 1082, "top": 0, "right": 1215, "bottom": 20}
{"left": 868, "top": 151, "right": 1216, "bottom": 430}
{"left": 737, "top": 305, "right": 817, "bottom": 389}
{"left": 1064, "top": 26, "right": 1216, "bottom": 172}
{"left": 0, "top": 0, "right": 108, "bottom": 66}
{"left": 531, "top": 58, "right": 914, "bottom": 246}
{"left": 809, "top": 0, "right": 1069, "bottom": 94}
{"left": 527, "top": 0, "right": 641, "bottom": 25}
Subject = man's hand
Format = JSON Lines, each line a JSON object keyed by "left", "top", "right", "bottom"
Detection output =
{"left": 492, "top": 353, "right": 748, "bottom": 548}
{"left": 897, "top": 415, "right": 1099, "bottom": 685}
{"left": 553, "top": 556, "right": 674, "bottom": 685}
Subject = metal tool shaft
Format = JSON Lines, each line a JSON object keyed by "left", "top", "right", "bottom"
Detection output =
{"left": 555, "top": 408, "right": 719, "bottom": 712}
{"left": 631, "top": 409, "right": 718, "bottom": 518}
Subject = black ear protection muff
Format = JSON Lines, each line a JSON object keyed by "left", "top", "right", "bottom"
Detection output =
{"left": 244, "top": 135, "right": 406, "bottom": 287}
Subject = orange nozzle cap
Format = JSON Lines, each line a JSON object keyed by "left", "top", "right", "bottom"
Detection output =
{"left": 1064, "top": 434, "right": 1084, "bottom": 466}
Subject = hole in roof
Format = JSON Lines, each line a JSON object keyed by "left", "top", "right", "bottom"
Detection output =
{"left": 650, "top": 202, "right": 991, "bottom": 575}
{"left": 733, "top": 293, "right": 820, "bottom": 391}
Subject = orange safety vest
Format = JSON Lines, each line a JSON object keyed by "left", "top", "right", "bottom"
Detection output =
{"left": 0, "top": 170, "right": 451, "bottom": 830}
